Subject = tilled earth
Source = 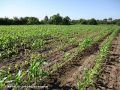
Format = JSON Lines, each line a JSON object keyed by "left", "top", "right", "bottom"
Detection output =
{"left": 95, "top": 33, "right": 120, "bottom": 90}
{"left": 40, "top": 33, "right": 111, "bottom": 90}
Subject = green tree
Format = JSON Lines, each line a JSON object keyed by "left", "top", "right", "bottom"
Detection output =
{"left": 62, "top": 16, "right": 71, "bottom": 25}
{"left": 44, "top": 16, "right": 49, "bottom": 24}
{"left": 88, "top": 18, "right": 98, "bottom": 25}
{"left": 116, "top": 20, "right": 120, "bottom": 26}
{"left": 79, "top": 19, "right": 87, "bottom": 25}
{"left": 103, "top": 18, "right": 108, "bottom": 24}
{"left": 13, "top": 17, "right": 20, "bottom": 25}
{"left": 19, "top": 17, "right": 27, "bottom": 24}
{"left": 108, "top": 18, "right": 112, "bottom": 22}
{"left": 27, "top": 17, "right": 39, "bottom": 25}
{"left": 49, "top": 13, "right": 63, "bottom": 25}
{"left": 107, "top": 18, "right": 113, "bottom": 24}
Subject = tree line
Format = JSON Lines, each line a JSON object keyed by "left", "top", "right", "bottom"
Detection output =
{"left": 0, "top": 13, "right": 120, "bottom": 25}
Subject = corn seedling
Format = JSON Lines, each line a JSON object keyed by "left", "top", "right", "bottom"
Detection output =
{"left": 28, "top": 55, "right": 48, "bottom": 84}
{"left": 77, "top": 29, "right": 119, "bottom": 90}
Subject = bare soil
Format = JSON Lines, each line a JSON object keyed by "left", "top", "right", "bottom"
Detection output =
{"left": 43, "top": 32, "right": 112, "bottom": 72}
{"left": 0, "top": 32, "right": 112, "bottom": 90}
{"left": 38, "top": 32, "right": 112, "bottom": 90}
{"left": 40, "top": 34, "right": 111, "bottom": 90}
{"left": 40, "top": 43, "right": 101, "bottom": 90}
{"left": 94, "top": 33, "right": 120, "bottom": 90}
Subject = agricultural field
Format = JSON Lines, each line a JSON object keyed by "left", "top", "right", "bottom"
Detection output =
{"left": 0, "top": 25, "right": 120, "bottom": 90}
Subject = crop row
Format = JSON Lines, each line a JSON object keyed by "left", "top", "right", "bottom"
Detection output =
{"left": 0, "top": 25, "right": 119, "bottom": 89}
{"left": 77, "top": 29, "right": 120, "bottom": 90}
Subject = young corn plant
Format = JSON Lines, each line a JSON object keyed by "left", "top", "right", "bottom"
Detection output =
{"left": 77, "top": 29, "right": 119, "bottom": 90}
{"left": 68, "top": 38, "right": 77, "bottom": 45}
{"left": 32, "top": 39, "right": 44, "bottom": 49}
{"left": 79, "top": 38, "right": 94, "bottom": 51}
{"left": 0, "top": 68, "right": 13, "bottom": 89}
{"left": 77, "top": 44, "right": 110, "bottom": 90}
{"left": 64, "top": 52, "right": 71, "bottom": 60}
{"left": 28, "top": 54, "right": 48, "bottom": 85}
{"left": 0, "top": 77, "right": 7, "bottom": 90}
{"left": 14, "top": 70, "right": 26, "bottom": 86}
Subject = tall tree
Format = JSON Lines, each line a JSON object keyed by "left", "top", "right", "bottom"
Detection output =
{"left": 79, "top": 19, "right": 87, "bottom": 25}
{"left": 13, "top": 17, "right": 20, "bottom": 25}
{"left": 103, "top": 19, "right": 108, "bottom": 24}
{"left": 62, "top": 16, "right": 71, "bottom": 25}
{"left": 88, "top": 18, "right": 98, "bottom": 25}
{"left": 49, "top": 13, "right": 63, "bottom": 25}
{"left": 44, "top": 16, "right": 49, "bottom": 24}
{"left": 27, "top": 17, "right": 39, "bottom": 25}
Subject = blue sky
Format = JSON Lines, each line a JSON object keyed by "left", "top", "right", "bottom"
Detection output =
{"left": 0, "top": 0, "right": 120, "bottom": 19}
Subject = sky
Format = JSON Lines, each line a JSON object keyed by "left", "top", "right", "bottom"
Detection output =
{"left": 0, "top": 0, "right": 120, "bottom": 20}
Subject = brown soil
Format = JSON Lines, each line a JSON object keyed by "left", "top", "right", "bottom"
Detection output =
{"left": 0, "top": 32, "right": 112, "bottom": 90}
{"left": 40, "top": 43, "right": 108, "bottom": 90}
{"left": 94, "top": 33, "right": 120, "bottom": 90}
{"left": 0, "top": 49, "right": 31, "bottom": 68}
{"left": 42, "top": 32, "right": 112, "bottom": 72}
{"left": 39, "top": 32, "right": 112, "bottom": 90}
{"left": 40, "top": 43, "right": 99, "bottom": 89}
{"left": 43, "top": 45, "right": 78, "bottom": 72}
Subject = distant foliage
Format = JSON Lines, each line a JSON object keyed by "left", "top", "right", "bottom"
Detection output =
{"left": 88, "top": 18, "right": 98, "bottom": 25}
{"left": 0, "top": 14, "right": 120, "bottom": 25}
{"left": 79, "top": 19, "right": 87, "bottom": 25}
{"left": 49, "top": 13, "right": 63, "bottom": 25}
{"left": 62, "top": 16, "right": 71, "bottom": 25}
{"left": 117, "top": 22, "right": 120, "bottom": 26}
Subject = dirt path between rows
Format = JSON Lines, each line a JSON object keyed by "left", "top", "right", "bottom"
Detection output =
{"left": 41, "top": 44, "right": 99, "bottom": 90}
{"left": 43, "top": 32, "right": 112, "bottom": 72}
{"left": 94, "top": 33, "right": 120, "bottom": 90}
{"left": 40, "top": 33, "right": 111, "bottom": 90}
